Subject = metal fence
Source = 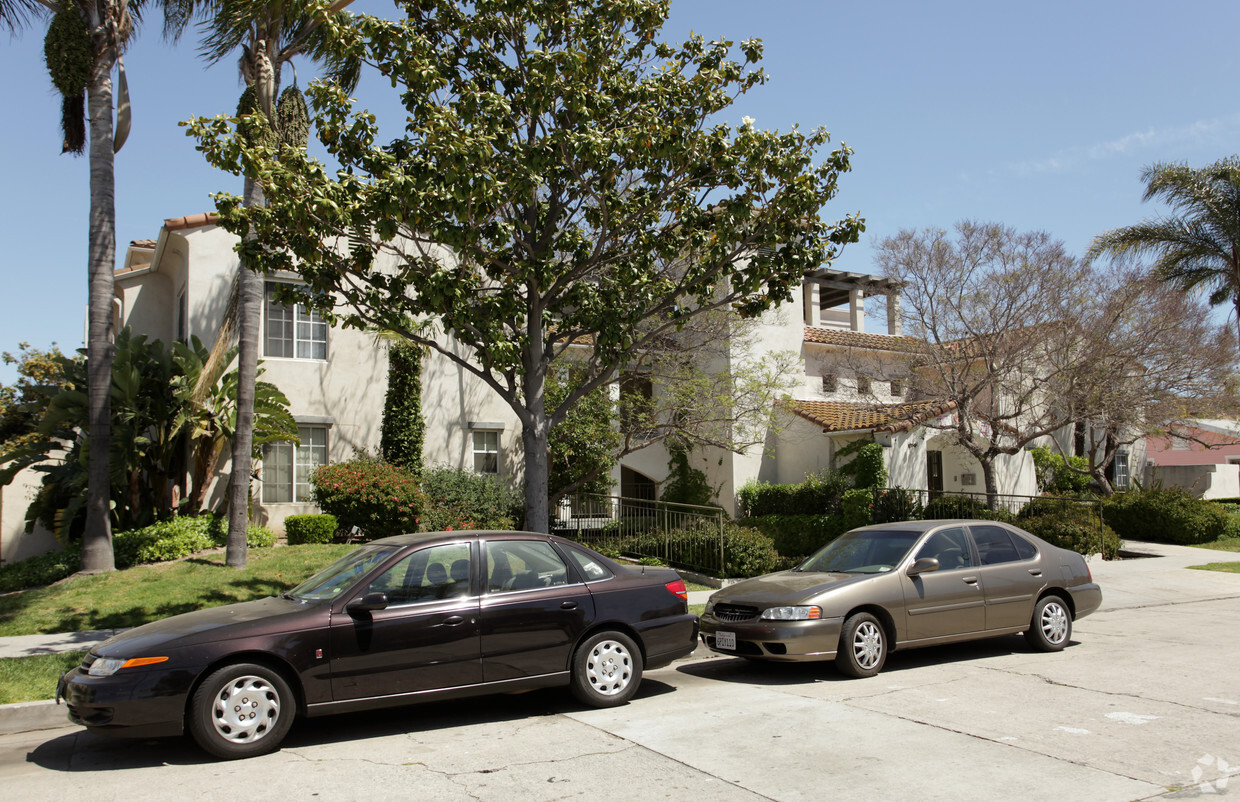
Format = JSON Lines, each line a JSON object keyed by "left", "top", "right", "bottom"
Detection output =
{"left": 552, "top": 493, "right": 726, "bottom": 575}
{"left": 862, "top": 487, "right": 1104, "bottom": 522}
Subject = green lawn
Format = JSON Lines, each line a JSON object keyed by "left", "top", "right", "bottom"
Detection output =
{"left": 1188, "top": 562, "right": 1240, "bottom": 573}
{"left": 0, "top": 651, "right": 85, "bottom": 705}
{"left": 1191, "top": 539, "right": 1240, "bottom": 553}
{"left": 0, "top": 544, "right": 354, "bottom": 637}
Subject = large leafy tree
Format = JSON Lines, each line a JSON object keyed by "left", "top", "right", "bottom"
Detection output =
{"left": 190, "top": 0, "right": 863, "bottom": 533}
{"left": 1088, "top": 157, "right": 1240, "bottom": 353}
{"left": 5, "top": 0, "right": 197, "bottom": 573}
{"left": 194, "top": 0, "right": 359, "bottom": 567}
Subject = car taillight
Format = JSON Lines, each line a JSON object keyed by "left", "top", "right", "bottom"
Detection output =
{"left": 665, "top": 579, "right": 687, "bottom": 601}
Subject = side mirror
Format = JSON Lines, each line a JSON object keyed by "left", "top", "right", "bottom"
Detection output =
{"left": 906, "top": 557, "right": 940, "bottom": 577}
{"left": 347, "top": 592, "right": 389, "bottom": 614}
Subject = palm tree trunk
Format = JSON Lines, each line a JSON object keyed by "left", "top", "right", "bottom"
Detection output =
{"left": 81, "top": 35, "right": 117, "bottom": 575}
{"left": 225, "top": 176, "right": 265, "bottom": 568}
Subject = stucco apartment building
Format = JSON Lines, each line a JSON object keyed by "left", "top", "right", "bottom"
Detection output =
{"left": 2, "top": 213, "right": 1060, "bottom": 562}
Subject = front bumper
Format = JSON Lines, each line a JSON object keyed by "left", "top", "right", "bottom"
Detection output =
{"left": 699, "top": 613, "right": 844, "bottom": 662}
{"left": 58, "top": 663, "right": 198, "bottom": 739}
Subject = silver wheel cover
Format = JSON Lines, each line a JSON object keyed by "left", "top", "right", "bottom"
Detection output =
{"left": 585, "top": 639, "right": 634, "bottom": 696}
{"left": 210, "top": 674, "right": 282, "bottom": 744}
{"left": 1040, "top": 601, "right": 1069, "bottom": 644}
{"left": 852, "top": 621, "right": 884, "bottom": 669}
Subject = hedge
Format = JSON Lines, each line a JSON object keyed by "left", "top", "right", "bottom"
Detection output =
{"left": 736, "top": 472, "right": 849, "bottom": 517}
{"left": 1102, "top": 487, "right": 1229, "bottom": 545}
{"left": 420, "top": 466, "right": 522, "bottom": 532}
{"left": 1019, "top": 508, "right": 1121, "bottom": 560}
{"left": 284, "top": 514, "right": 338, "bottom": 545}
{"left": 739, "top": 514, "right": 851, "bottom": 559}
{"left": 606, "top": 522, "right": 780, "bottom": 578}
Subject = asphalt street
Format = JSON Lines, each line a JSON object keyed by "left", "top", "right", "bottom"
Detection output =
{"left": 2, "top": 541, "right": 1239, "bottom": 801}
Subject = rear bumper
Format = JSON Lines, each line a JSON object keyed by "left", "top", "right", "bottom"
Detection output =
{"left": 637, "top": 613, "right": 699, "bottom": 670}
{"left": 1070, "top": 583, "right": 1103, "bottom": 620}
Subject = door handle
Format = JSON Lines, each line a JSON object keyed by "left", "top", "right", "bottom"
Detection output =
{"left": 1028, "top": 569, "right": 1042, "bottom": 577}
{"left": 441, "top": 615, "right": 466, "bottom": 626}
{"left": 560, "top": 601, "right": 578, "bottom": 610}
{"left": 962, "top": 576, "right": 978, "bottom": 585}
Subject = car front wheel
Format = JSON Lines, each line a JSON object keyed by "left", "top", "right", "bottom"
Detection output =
{"left": 835, "top": 612, "right": 887, "bottom": 678}
{"left": 571, "top": 631, "right": 643, "bottom": 707}
{"left": 1026, "top": 594, "right": 1071, "bottom": 652}
{"left": 189, "top": 663, "right": 295, "bottom": 760}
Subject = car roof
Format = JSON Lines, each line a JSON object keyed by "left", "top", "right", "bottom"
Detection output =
{"left": 851, "top": 519, "right": 1004, "bottom": 533}
{"left": 367, "top": 530, "right": 568, "bottom": 548}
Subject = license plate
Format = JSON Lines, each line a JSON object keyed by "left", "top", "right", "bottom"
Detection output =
{"left": 715, "top": 631, "right": 737, "bottom": 650}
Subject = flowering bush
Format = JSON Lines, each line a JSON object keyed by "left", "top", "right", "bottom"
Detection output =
{"left": 310, "top": 456, "right": 425, "bottom": 539}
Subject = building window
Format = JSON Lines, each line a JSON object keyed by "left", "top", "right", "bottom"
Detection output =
{"left": 821, "top": 373, "right": 837, "bottom": 393}
{"left": 264, "top": 282, "right": 327, "bottom": 360}
{"left": 473, "top": 430, "right": 500, "bottom": 474}
{"left": 261, "top": 426, "right": 328, "bottom": 503}
{"left": 889, "top": 379, "right": 903, "bottom": 398}
{"left": 856, "top": 375, "right": 871, "bottom": 394}
{"left": 1111, "top": 450, "right": 1130, "bottom": 490}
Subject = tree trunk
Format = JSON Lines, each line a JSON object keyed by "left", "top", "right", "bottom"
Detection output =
{"left": 979, "top": 458, "right": 999, "bottom": 511}
{"left": 522, "top": 416, "right": 551, "bottom": 533}
{"left": 81, "top": 41, "right": 117, "bottom": 575}
{"left": 225, "top": 177, "right": 266, "bottom": 568}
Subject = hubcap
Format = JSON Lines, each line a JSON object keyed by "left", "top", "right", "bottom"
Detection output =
{"left": 211, "top": 675, "right": 281, "bottom": 744}
{"left": 853, "top": 621, "right": 883, "bottom": 669}
{"left": 1040, "top": 602, "right": 1069, "bottom": 644}
{"left": 585, "top": 640, "right": 633, "bottom": 696}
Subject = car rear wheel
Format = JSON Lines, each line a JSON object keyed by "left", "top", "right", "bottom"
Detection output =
{"left": 189, "top": 663, "right": 294, "bottom": 760}
{"left": 835, "top": 612, "right": 887, "bottom": 678}
{"left": 1025, "top": 594, "right": 1071, "bottom": 652}
{"left": 571, "top": 631, "right": 643, "bottom": 707}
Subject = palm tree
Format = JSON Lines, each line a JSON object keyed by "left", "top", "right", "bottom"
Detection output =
{"left": 1088, "top": 157, "right": 1240, "bottom": 353}
{"left": 6, "top": 0, "right": 196, "bottom": 573}
{"left": 195, "top": 0, "right": 358, "bottom": 567}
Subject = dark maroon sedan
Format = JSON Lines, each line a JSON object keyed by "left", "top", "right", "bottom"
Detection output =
{"left": 59, "top": 531, "right": 698, "bottom": 759}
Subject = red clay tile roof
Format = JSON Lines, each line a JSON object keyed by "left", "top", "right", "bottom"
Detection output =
{"left": 164, "top": 212, "right": 219, "bottom": 231}
{"left": 130, "top": 239, "right": 157, "bottom": 249}
{"left": 804, "top": 327, "right": 924, "bottom": 352}
{"left": 786, "top": 399, "right": 957, "bottom": 433}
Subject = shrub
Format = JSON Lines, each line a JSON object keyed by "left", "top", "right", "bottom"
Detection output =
{"left": 0, "top": 546, "right": 81, "bottom": 592}
{"left": 420, "top": 466, "right": 523, "bottom": 532}
{"left": 241, "top": 523, "right": 278, "bottom": 549}
{"left": 740, "top": 514, "right": 851, "bottom": 558}
{"left": 310, "top": 455, "right": 425, "bottom": 539}
{"left": 872, "top": 487, "right": 923, "bottom": 524}
{"left": 841, "top": 488, "right": 875, "bottom": 528}
{"left": 1020, "top": 510, "right": 1121, "bottom": 560}
{"left": 736, "top": 470, "right": 849, "bottom": 517}
{"left": 924, "top": 494, "right": 988, "bottom": 520}
{"left": 1223, "top": 514, "right": 1240, "bottom": 541}
{"left": 1102, "top": 487, "right": 1229, "bottom": 545}
{"left": 114, "top": 517, "right": 217, "bottom": 567}
{"left": 284, "top": 514, "right": 339, "bottom": 545}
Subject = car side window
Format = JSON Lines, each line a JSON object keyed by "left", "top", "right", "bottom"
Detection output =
{"left": 486, "top": 540, "right": 570, "bottom": 592}
{"left": 1010, "top": 532, "right": 1038, "bottom": 560}
{"left": 915, "top": 527, "right": 973, "bottom": 570}
{"left": 562, "top": 545, "right": 613, "bottom": 581}
{"left": 367, "top": 543, "right": 472, "bottom": 604}
{"left": 970, "top": 525, "right": 1024, "bottom": 565}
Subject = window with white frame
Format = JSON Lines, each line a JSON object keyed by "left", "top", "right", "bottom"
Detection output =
{"left": 473, "top": 430, "right": 500, "bottom": 474}
{"left": 262, "top": 426, "right": 328, "bottom": 503}
{"left": 1111, "top": 450, "right": 1130, "bottom": 490}
{"left": 264, "top": 282, "right": 327, "bottom": 360}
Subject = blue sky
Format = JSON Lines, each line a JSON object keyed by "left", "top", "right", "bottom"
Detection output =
{"left": 2, "top": 0, "right": 1238, "bottom": 383}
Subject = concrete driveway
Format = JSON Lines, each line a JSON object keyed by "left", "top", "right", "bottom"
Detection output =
{"left": 3, "top": 542, "right": 1239, "bottom": 800}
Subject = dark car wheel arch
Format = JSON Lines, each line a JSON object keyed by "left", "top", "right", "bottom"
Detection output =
{"left": 184, "top": 652, "right": 308, "bottom": 724}
{"left": 1033, "top": 587, "right": 1076, "bottom": 620}
{"left": 567, "top": 621, "right": 646, "bottom": 671}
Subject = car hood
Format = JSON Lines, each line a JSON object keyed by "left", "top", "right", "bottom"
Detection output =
{"left": 94, "top": 596, "right": 321, "bottom": 658}
{"left": 711, "top": 570, "right": 875, "bottom": 607}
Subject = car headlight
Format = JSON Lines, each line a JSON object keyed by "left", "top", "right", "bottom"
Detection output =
{"left": 703, "top": 600, "right": 715, "bottom": 616}
{"left": 87, "top": 656, "right": 169, "bottom": 677}
{"left": 760, "top": 606, "right": 822, "bottom": 621}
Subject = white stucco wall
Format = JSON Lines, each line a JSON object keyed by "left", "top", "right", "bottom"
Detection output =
{"left": 1148, "top": 463, "right": 1240, "bottom": 500}
{"left": 0, "top": 464, "right": 59, "bottom": 565}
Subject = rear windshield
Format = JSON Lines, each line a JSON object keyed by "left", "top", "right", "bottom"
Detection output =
{"left": 796, "top": 529, "right": 922, "bottom": 574}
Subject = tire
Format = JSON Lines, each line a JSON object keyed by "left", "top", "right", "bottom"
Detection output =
{"left": 835, "top": 612, "right": 887, "bottom": 678}
{"left": 189, "top": 663, "right": 295, "bottom": 760}
{"left": 570, "top": 631, "right": 643, "bottom": 707}
{"left": 1025, "top": 594, "right": 1072, "bottom": 652}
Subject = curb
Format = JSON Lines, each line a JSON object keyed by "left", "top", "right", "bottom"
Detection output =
{"left": 0, "top": 699, "right": 77, "bottom": 736}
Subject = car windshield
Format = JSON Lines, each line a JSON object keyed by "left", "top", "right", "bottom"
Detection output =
{"left": 796, "top": 529, "right": 922, "bottom": 574}
{"left": 288, "top": 544, "right": 401, "bottom": 600}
